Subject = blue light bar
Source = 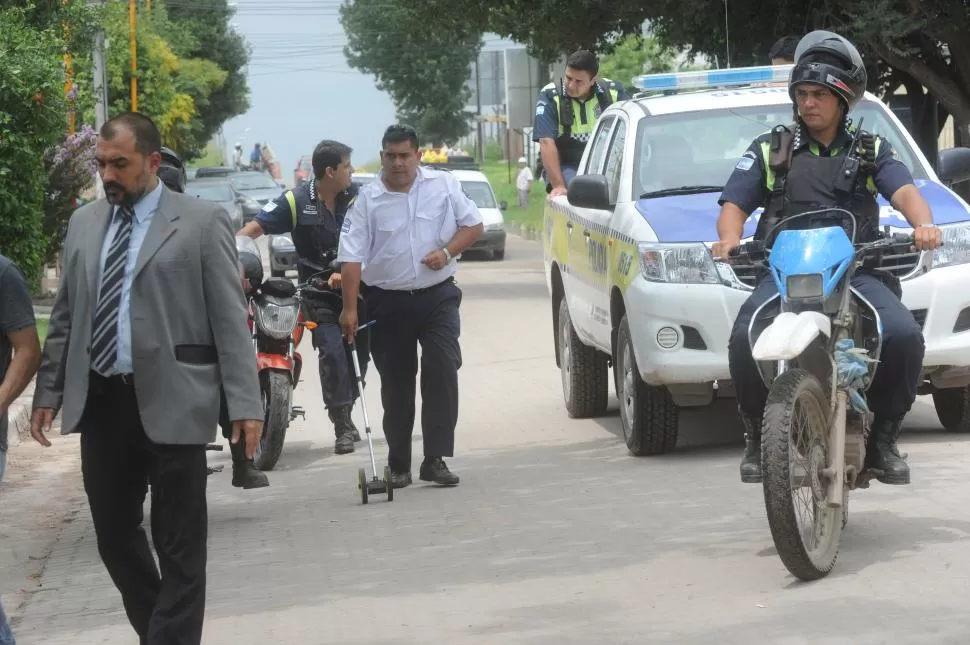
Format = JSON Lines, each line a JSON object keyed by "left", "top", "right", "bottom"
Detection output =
{"left": 632, "top": 64, "right": 794, "bottom": 92}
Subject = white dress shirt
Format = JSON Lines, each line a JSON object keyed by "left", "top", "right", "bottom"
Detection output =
{"left": 337, "top": 166, "right": 482, "bottom": 290}
{"left": 96, "top": 180, "right": 163, "bottom": 374}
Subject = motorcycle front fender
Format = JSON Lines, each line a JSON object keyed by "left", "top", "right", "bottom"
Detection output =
{"left": 256, "top": 352, "right": 294, "bottom": 376}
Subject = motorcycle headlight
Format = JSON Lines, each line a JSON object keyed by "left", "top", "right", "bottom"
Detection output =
{"left": 253, "top": 300, "right": 299, "bottom": 339}
{"left": 933, "top": 222, "right": 970, "bottom": 269}
{"left": 786, "top": 273, "right": 823, "bottom": 300}
{"left": 637, "top": 242, "right": 720, "bottom": 284}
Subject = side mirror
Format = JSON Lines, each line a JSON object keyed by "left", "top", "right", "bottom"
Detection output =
{"left": 499, "top": 200, "right": 508, "bottom": 211}
{"left": 938, "top": 147, "right": 970, "bottom": 185}
{"left": 566, "top": 174, "right": 611, "bottom": 210}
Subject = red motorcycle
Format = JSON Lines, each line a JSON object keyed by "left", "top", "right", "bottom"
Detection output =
{"left": 237, "top": 237, "right": 325, "bottom": 471}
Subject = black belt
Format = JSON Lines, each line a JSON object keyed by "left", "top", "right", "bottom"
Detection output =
{"left": 368, "top": 276, "right": 454, "bottom": 296}
{"left": 89, "top": 370, "right": 134, "bottom": 391}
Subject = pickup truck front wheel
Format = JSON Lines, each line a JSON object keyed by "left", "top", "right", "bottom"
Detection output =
{"left": 557, "top": 298, "right": 609, "bottom": 418}
{"left": 933, "top": 386, "right": 970, "bottom": 433}
{"left": 616, "top": 315, "right": 678, "bottom": 455}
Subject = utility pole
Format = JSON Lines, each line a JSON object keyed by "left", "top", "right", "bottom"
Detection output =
{"left": 129, "top": 0, "right": 138, "bottom": 111}
{"left": 91, "top": 0, "right": 108, "bottom": 128}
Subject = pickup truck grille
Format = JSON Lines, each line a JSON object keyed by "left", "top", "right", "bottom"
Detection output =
{"left": 730, "top": 249, "right": 924, "bottom": 289}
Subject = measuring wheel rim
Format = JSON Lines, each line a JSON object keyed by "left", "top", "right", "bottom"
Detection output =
{"left": 762, "top": 369, "right": 842, "bottom": 580}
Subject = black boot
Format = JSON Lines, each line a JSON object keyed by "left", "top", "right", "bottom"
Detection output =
{"left": 419, "top": 457, "right": 460, "bottom": 486}
{"left": 330, "top": 405, "right": 358, "bottom": 454}
{"left": 740, "top": 414, "right": 762, "bottom": 484}
{"left": 229, "top": 440, "right": 269, "bottom": 489}
{"left": 867, "top": 417, "right": 910, "bottom": 485}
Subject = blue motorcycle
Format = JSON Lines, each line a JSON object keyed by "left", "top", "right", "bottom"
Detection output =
{"left": 728, "top": 208, "right": 929, "bottom": 581}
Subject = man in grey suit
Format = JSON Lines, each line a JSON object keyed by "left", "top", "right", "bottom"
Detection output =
{"left": 29, "top": 113, "right": 263, "bottom": 645}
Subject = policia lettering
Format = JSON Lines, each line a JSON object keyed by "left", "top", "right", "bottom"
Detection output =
{"left": 542, "top": 78, "right": 623, "bottom": 168}
{"left": 754, "top": 120, "right": 881, "bottom": 245}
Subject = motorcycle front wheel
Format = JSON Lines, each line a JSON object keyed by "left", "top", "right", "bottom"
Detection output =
{"left": 762, "top": 368, "right": 843, "bottom": 581}
{"left": 253, "top": 369, "right": 292, "bottom": 471}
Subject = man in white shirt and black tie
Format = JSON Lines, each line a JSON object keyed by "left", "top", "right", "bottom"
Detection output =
{"left": 337, "top": 124, "right": 483, "bottom": 488}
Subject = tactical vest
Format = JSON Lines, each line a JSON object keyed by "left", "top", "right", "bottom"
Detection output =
{"left": 281, "top": 180, "right": 355, "bottom": 282}
{"left": 545, "top": 78, "right": 621, "bottom": 168}
{"left": 755, "top": 127, "right": 881, "bottom": 244}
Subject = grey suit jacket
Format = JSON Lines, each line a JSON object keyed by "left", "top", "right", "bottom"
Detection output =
{"left": 33, "top": 185, "right": 263, "bottom": 444}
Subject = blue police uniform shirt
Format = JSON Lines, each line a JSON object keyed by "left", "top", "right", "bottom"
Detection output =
{"left": 718, "top": 127, "right": 915, "bottom": 216}
{"left": 532, "top": 81, "right": 634, "bottom": 142}
{"left": 255, "top": 180, "right": 360, "bottom": 235}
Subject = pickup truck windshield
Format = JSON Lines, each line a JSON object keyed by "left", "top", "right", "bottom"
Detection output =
{"left": 632, "top": 101, "right": 929, "bottom": 200}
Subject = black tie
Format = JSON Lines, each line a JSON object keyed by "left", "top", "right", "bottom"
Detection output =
{"left": 91, "top": 205, "right": 134, "bottom": 375}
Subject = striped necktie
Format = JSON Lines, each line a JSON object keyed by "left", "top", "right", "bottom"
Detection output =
{"left": 91, "top": 205, "right": 135, "bottom": 375}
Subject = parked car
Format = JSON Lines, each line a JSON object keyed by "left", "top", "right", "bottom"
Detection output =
{"left": 452, "top": 169, "right": 507, "bottom": 260}
{"left": 293, "top": 155, "right": 312, "bottom": 187}
{"left": 268, "top": 233, "right": 297, "bottom": 278}
{"left": 185, "top": 178, "right": 244, "bottom": 230}
{"left": 229, "top": 171, "right": 284, "bottom": 222}
{"left": 194, "top": 166, "right": 236, "bottom": 179}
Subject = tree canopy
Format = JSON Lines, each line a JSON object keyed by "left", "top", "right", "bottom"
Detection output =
{"left": 340, "top": 0, "right": 482, "bottom": 146}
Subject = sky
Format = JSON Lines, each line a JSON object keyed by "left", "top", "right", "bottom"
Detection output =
{"left": 220, "top": 0, "right": 516, "bottom": 173}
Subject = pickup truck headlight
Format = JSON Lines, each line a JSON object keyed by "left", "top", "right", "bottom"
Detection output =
{"left": 637, "top": 242, "right": 720, "bottom": 284}
{"left": 485, "top": 222, "right": 504, "bottom": 232}
{"left": 270, "top": 234, "right": 295, "bottom": 250}
{"left": 933, "top": 222, "right": 970, "bottom": 269}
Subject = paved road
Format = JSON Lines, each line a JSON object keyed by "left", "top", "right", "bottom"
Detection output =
{"left": 4, "top": 236, "right": 970, "bottom": 644}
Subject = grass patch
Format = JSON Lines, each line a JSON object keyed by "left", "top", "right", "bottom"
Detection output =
{"left": 479, "top": 158, "right": 545, "bottom": 232}
{"left": 35, "top": 317, "right": 48, "bottom": 344}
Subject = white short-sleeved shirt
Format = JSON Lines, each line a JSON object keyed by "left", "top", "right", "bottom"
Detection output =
{"left": 337, "top": 166, "right": 483, "bottom": 290}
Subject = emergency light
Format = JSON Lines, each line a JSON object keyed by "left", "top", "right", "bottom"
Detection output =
{"left": 632, "top": 64, "right": 794, "bottom": 93}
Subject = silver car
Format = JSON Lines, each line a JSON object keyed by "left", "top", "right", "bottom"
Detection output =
{"left": 185, "top": 178, "right": 244, "bottom": 230}
{"left": 230, "top": 171, "right": 285, "bottom": 222}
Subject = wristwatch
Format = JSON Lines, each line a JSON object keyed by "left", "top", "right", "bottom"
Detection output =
{"left": 442, "top": 247, "right": 453, "bottom": 261}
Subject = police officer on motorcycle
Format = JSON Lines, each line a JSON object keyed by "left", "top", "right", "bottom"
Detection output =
{"left": 237, "top": 139, "right": 365, "bottom": 455}
{"left": 713, "top": 30, "right": 943, "bottom": 487}
{"left": 157, "top": 146, "right": 270, "bottom": 489}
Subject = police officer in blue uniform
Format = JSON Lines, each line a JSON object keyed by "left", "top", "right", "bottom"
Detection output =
{"left": 713, "top": 30, "right": 943, "bottom": 487}
{"left": 238, "top": 140, "right": 365, "bottom": 455}
{"left": 157, "top": 147, "right": 270, "bottom": 489}
{"left": 533, "top": 49, "right": 632, "bottom": 197}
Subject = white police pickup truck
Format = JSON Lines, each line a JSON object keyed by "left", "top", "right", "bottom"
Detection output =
{"left": 543, "top": 64, "right": 970, "bottom": 455}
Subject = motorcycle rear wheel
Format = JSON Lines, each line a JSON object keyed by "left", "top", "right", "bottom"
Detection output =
{"left": 253, "top": 370, "right": 292, "bottom": 471}
{"left": 762, "top": 368, "right": 842, "bottom": 581}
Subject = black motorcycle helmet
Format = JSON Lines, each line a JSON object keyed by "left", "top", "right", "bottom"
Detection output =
{"left": 789, "top": 30, "right": 868, "bottom": 112}
{"left": 158, "top": 146, "right": 187, "bottom": 193}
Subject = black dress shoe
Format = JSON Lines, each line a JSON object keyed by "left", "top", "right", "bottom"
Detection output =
{"left": 389, "top": 470, "right": 412, "bottom": 489}
{"left": 419, "top": 457, "right": 460, "bottom": 486}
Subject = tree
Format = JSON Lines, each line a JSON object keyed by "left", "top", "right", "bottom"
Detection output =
{"left": 397, "top": 0, "right": 654, "bottom": 64}
{"left": 645, "top": 0, "right": 970, "bottom": 144}
{"left": 340, "top": 0, "right": 483, "bottom": 145}
{"left": 598, "top": 34, "right": 694, "bottom": 89}
{"left": 0, "top": 6, "right": 73, "bottom": 280}
{"left": 166, "top": 0, "right": 251, "bottom": 156}
{"left": 70, "top": 1, "right": 229, "bottom": 159}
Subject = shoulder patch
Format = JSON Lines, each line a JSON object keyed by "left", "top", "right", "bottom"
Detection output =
{"left": 735, "top": 150, "right": 757, "bottom": 171}
{"left": 340, "top": 218, "right": 352, "bottom": 234}
{"left": 536, "top": 104, "right": 545, "bottom": 116}
{"left": 261, "top": 201, "right": 277, "bottom": 212}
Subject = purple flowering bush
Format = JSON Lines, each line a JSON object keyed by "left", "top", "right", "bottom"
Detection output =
{"left": 42, "top": 124, "right": 98, "bottom": 263}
